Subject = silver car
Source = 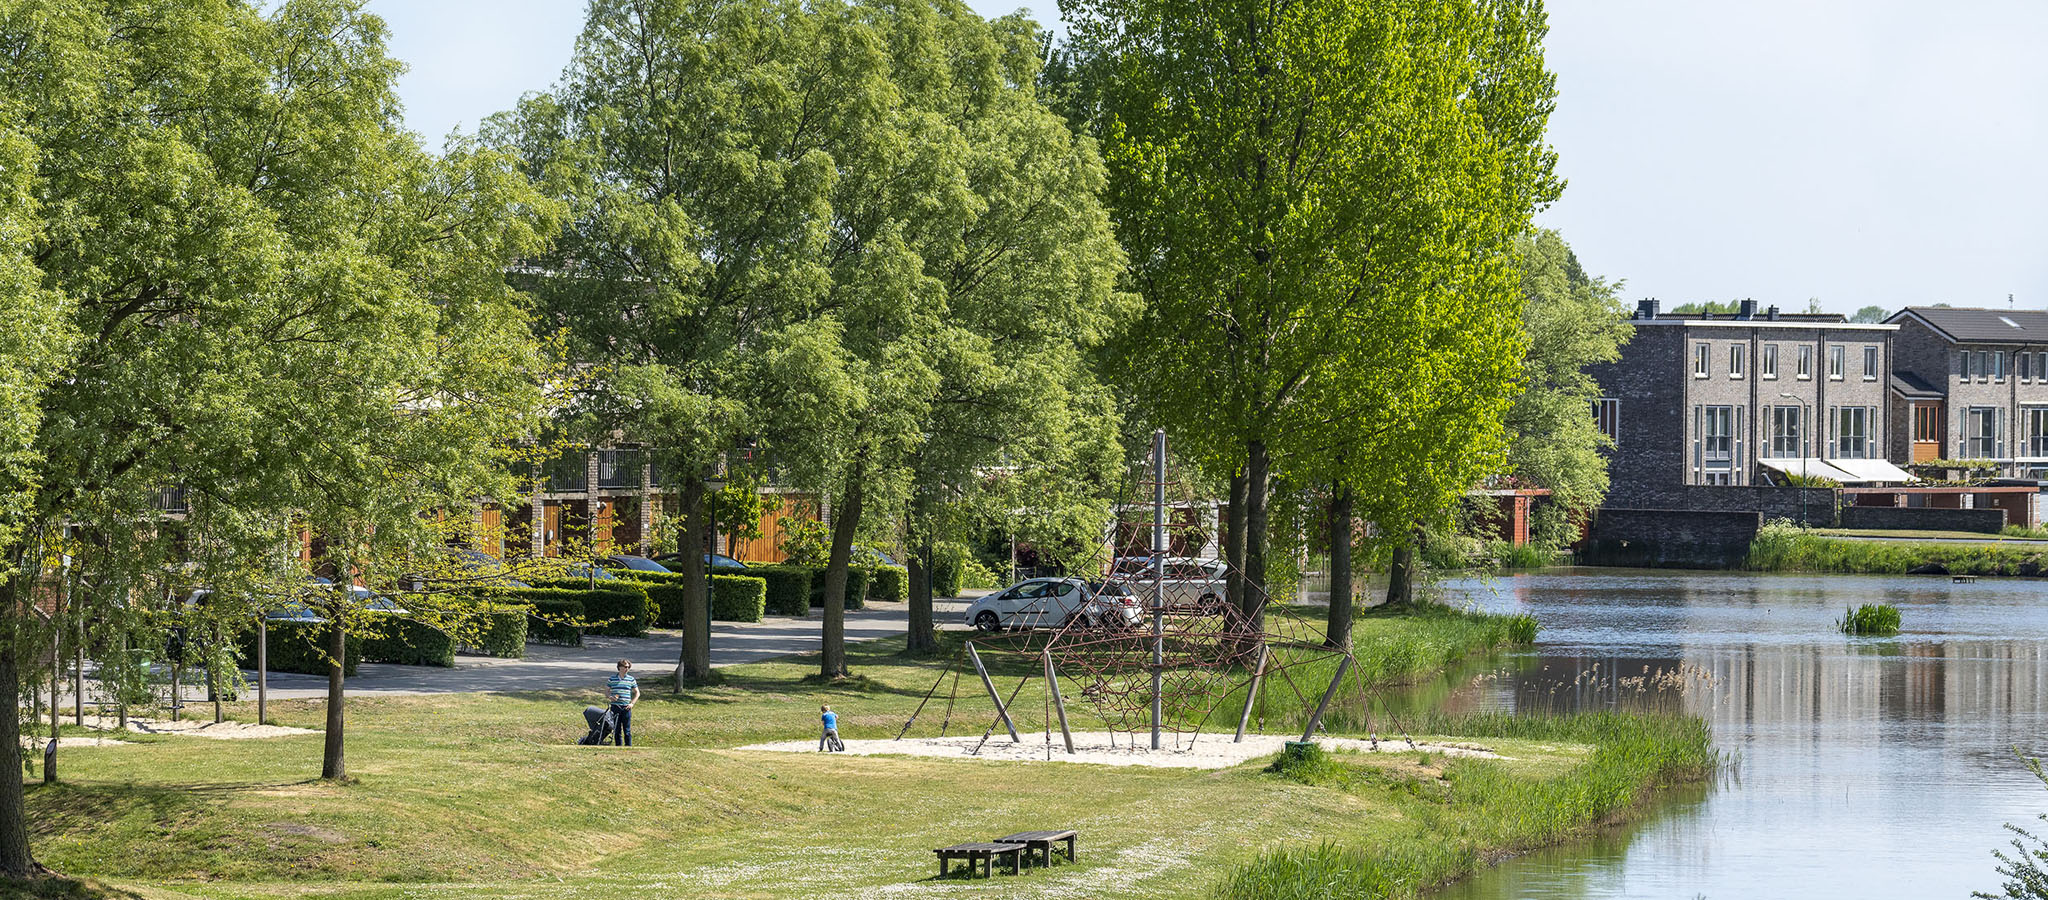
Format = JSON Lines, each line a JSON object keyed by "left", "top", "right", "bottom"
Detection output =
{"left": 963, "top": 577, "right": 1140, "bottom": 631}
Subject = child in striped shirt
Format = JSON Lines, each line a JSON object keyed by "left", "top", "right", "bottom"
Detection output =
{"left": 606, "top": 660, "right": 639, "bottom": 746}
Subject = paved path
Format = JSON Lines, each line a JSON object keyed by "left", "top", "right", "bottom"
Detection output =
{"left": 246, "top": 597, "right": 978, "bottom": 699}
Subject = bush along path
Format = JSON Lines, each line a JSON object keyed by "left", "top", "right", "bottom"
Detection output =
{"left": 1747, "top": 519, "right": 2048, "bottom": 577}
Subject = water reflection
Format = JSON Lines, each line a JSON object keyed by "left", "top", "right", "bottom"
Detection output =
{"left": 1413, "top": 569, "right": 2048, "bottom": 899}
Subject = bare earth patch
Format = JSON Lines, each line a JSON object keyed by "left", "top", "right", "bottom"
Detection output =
{"left": 79, "top": 715, "right": 316, "bottom": 740}
{"left": 736, "top": 731, "right": 1502, "bottom": 768}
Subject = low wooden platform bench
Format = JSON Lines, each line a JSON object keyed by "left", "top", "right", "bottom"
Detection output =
{"left": 994, "top": 829, "right": 1077, "bottom": 867}
{"left": 934, "top": 842, "right": 1022, "bottom": 878}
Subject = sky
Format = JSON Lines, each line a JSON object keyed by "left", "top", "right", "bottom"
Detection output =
{"left": 368, "top": 0, "right": 2048, "bottom": 318}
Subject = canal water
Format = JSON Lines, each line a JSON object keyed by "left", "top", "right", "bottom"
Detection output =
{"left": 1421, "top": 568, "right": 2048, "bottom": 899}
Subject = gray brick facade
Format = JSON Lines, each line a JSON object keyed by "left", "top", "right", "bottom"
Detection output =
{"left": 1887, "top": 308, "right": 2048, "bottom": 474}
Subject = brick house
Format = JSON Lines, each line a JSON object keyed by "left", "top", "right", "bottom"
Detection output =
{"left": 1593, "top": 300, "right": 1901, "bottom": 505}
{"left": 1885, "top": 307, "right": 2048, "bottom": 476}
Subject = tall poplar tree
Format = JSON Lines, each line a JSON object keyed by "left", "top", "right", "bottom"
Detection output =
{"left": 1063, "top": 0, "right": 1562, "bottom": 622}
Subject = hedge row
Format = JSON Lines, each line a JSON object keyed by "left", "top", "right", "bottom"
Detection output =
{"left": 522, "top": 581, "right": 652, "bottom": 637}
{"left": 617, "top": 570, "right": 767, "bottom": 624}
{"left": 361, "top": 618, "right": 455, "bottom": 668}
{"left": 238, "top": 621, "right": 360, "bottom": 677}
{"left": 810, "top": 567, "right": 869, "bottom": 611}
{"left": 869, "top": 565, "right": 906, "bottom": 603}
{"left": 520, "top": 595, "right": 587, "bottom": 646}
{"left": 756, "top": 566, "right": 812, "bottom": 616}
{"left": 473, "top": 606, "right": 528, "bottom": 658}
{"left": 713, "top": 574, "right": 766, "bottom": 622}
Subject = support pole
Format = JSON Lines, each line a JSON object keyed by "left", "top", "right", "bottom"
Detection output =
{"left": 73, "top": 621, "right": 84, "bottom": 727}
{"left": 1300, "top": 655, "right": 1353, "bottom": 744}
{"left": 1151, "top": 428, "right": 1165, "bottom": 751}
{"left": 1044, "top": 652, "right": 1073, "bottom": 754}
{"left": 257, "top": 617, "right": 268, "bottom": 726}
{"left": 1234, "top": 643, "right": 1270, "bottom": 743}
{"left": 966, "top": 643, "right": 1020, "bottom": 742}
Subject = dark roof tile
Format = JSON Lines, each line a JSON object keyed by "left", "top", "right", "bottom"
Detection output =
{"left": 1890, "top": 307, "right": 2048, "bottom": 343}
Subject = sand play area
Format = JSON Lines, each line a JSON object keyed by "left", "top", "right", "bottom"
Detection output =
{"left": 23, "top": 716, "right": 318, "bottom": 748}
{"left": 737, "top": 732, "right": 1502, "bottom": 768}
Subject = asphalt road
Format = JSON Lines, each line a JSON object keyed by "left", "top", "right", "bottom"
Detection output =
{"left": 243, "top": 596, "right": 979, "bottom": 700}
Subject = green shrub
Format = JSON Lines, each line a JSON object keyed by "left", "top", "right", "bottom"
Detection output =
{"left": 526, "top": 579, "right": 651, "bottom": 637}
{"left": 712, "top": 574, "right": 767, "bottom": 622}
{"left": 755, "top": 565, "right": 812, "bottom": 616}
{"left": 468, "top": 606, "right": 528, "bottom": 658}
{"left": 514, "top": 594, "right": 586, "bottom": 646}
{"left": 1840, "top": 603, "right": 1902, "bottom": 635}
{"left": 808, "top": 566, "right": 868, "bottom": 610}
{"left": 869, "top": 565, "right": 906, "bottom": 602}
{"left": 630, "top": 578, "right": 689, "bottom": 628}
{"left": 360, "top": 617, "right": 455, "bottom": 668}
{"left": 930, "top": 542, "right": 966, "bottom": 598}
{"left": 238, "top": 620, "right": 359, "bottom": 676}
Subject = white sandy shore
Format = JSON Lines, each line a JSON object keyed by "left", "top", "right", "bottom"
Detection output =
{"left": 736, "top": 731, "right": 1501, "bottom": 768}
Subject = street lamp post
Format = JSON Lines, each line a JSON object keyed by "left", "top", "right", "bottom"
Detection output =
{"left": 1779, "top": 392, "right": 1812, "bottom": 526}
{"left": 704, "top": 474, "right": 727, "bottom": 657}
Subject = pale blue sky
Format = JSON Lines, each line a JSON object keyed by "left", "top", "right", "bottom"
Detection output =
{"left": 368, "top": 0, "right": 2048, "bottom": 317}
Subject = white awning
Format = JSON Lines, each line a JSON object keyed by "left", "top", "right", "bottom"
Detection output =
{"left": 1759, "top": 458, "right": 1918, "bottom": 484}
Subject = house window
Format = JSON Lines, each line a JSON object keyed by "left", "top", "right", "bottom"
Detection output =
{"left": 1996, "top": 351, "right": 2008, "bottom": 383}
{"left": 1594, "top": 398, "right": 1620, "bottom": 445}
{"left": 1863, "top": 346, "right": 1879, "bottom": 381}
{"left": 1699, "top": 405, "right": 1736, "bottom": 484}
{"left": 1762, "top": 344, "right": 1779, "bottom": 379}
{"left": 1833, "top": 406, "right": 1874, "bottom": 459}
{"left": 1731, "top": 344, "right": 1746, "bottom": 379}
{"left": 1963, "top": 350, "right": 1976, "bottom": 381}
{"left": 1979, "top": 351, "right": 1992, "bottom": 382}
{"left": 2028, "top": 408, "right": 2048, "bottom": 458}
{"left": 1966, "top": 406, "right": 2004, "bottom": 459}
{"left": 1798, "top": 345, "right": 1814, "bottom": 380}
{"left": 1769, "top": 406, "right": 1803, "bottom": 458}
{"left": 1693, "top": 343, "right": 1710, "bottom": 378}
{"left": 2038, "top": 353, "right": 2046, "bottom": 381}
{"left": 1913, "top": 405, "right": 1940, "bottom": 443}
{"left": 2023, "top": 352, "right": 2033, "bottom": 382}
{"left": 1829, "top": 345, "right": 1846, "bottom": 380}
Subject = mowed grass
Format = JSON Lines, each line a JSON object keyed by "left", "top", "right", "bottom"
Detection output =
{"left": 19, "top": 608, "right": 1708, "bottom": 900}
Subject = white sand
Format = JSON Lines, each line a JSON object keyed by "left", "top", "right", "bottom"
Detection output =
{"left": 736, "top": 731, "right": 1501, "bottom": 768}
{"left": 77, "top": 715, "right": 315, "bottom": 740}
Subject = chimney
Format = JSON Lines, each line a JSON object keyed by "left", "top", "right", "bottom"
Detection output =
{"left": 1738, "top": 298, "right": 1758, "bottom": 320}
{"left": 1766, "top": 305, "right": 1780, "bottom": 321}
{"left": 1636, "top": 298, "right": 1659, "bottom": 320}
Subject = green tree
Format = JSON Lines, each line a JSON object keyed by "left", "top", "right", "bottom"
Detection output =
{"left": 1065, "top": 0, "right": 1562, "bottom": 626}
{"left": 1850, "top": 305, "right": 1888, "bottom": 324}
{"left": 1502, "top": 229, "right": 1633, "bottom": 545}
{"left": 1668, "top": 299, "right": 1741, "bottom": 315}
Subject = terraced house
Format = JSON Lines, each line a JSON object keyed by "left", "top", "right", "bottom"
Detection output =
{"left": 1593, "top": 299, "right": 1901, "bottom": 506}
{"left": 1885, "top": 306, "right": 2048, "bottom": 477}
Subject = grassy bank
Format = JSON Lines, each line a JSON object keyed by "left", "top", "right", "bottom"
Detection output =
{"left": 1747, "top": 520, "right": 2048, "bottom": 576}
{"left": 20, "top": 607, "right": 1690, "bottom": 900}
{"left": 1215, "top": 712, "right": 1717, "bottom": 899}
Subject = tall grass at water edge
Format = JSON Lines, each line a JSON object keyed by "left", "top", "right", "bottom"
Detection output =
{"left": 1839, "top": 603, "right": 1901, "bottom": 635}
{"left": 1747, "top": 519, "right": 2048, "bottom": 576}
{"left": 1214, "top": 712, "right": 1720, "bottom": 900}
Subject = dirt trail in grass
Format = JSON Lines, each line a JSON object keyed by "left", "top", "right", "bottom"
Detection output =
{"left": 737, "top": 732, "right": 1502, "bottom": 767}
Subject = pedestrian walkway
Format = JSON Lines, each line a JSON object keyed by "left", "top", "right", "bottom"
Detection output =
{"left": 248, "top": 597, "right": 977, "bottom": 699}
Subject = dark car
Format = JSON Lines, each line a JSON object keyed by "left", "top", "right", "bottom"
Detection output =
{"left": 603, "top": 555, "right": 674, "bottom": 573}
{"left": 652, "top": 552, "right": 750, "bottom": 571}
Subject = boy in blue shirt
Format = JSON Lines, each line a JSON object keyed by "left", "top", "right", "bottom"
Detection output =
{"left": 606, "top": 660, "right": 639, "bottom": 746}
{"left": 819, "top": 704, "right": 843, "bottom": 752}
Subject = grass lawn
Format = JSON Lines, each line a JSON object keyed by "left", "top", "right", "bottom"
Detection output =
{"left": 1811, "top": 528, "right": 2045, "bottom": 543}
{"left": 18, "top": 606, "right": 1709, "bottom": 900}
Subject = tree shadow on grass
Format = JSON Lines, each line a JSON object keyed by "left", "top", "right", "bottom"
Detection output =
{"left": 0, "top": 875, "right": 141, "bottom": 900}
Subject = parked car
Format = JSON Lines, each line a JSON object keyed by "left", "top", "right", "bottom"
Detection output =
{"left": 962, "top": 577, "right": 1140, "bottom": 631}
{"left": 443, "top": 548, "right": 532, "bottom": 588}
{"left": 652, "top": 552, "right": 750, "bottom": 571}
{"left": 1109, "top": 556, "right": 1229, "bottom": 612}
{"left": 603, "top": 555, "right": 673, "bottom": 573}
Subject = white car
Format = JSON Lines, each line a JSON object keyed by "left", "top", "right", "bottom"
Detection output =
{"left": 963, "top": 577, "right": 1140, "bottom": 631}
{"left": 1111, "top": 556, "right": 1229, "bottom": 612}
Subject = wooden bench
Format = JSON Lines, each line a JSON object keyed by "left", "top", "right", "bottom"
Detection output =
{"left": 934, "top": 842, "right": 1022, "bottom": 878}
{"left": 994, "top": 829, "right": 1077, "bottom": 867}
{"left": 1954, "top": 575, "right": 1978, "bottom": 584}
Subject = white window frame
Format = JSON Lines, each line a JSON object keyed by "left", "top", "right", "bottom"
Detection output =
{"left": 1769, "top": 405, "right": 1803, "bottom": 458}
{"left": 1862, "top": 346, "right": 1878, "bottom": 381}
{"left": 1996, "top": 351, "right": 2008, "bottom": 383}
{"left": 1797, "top": 345, "right": 1813, "bottom": 380}
{"left": 1594, "top": 398, "right": 1621, "bottom": 446}
{"left": 1762, "top": 344, "right": 1779, "bottom": 379}
{"left": 2027, "top": 407, "right": 2048, "bottom": 458}
{"left": 1979, "top": 351, "right": 1992, "bottom": 383}
{"left": 1693, "top": 342, "right": 1710, "bottom": 379}
{"left": 1731, "top": 344, "right": 1746, "bottom": 379}
{"left": 1829, "top": 345, "right": 1846, "bottom": 381}
{"left": 1966, "top": 406, "right": 2003, "bottom": 459}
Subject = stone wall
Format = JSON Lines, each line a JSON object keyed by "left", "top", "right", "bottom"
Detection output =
{"left": 1578, "top": 509, "right": 1763, "bottom": 569}
{"left": 1838, "top": 506, "right": 2005, "bottom": 533}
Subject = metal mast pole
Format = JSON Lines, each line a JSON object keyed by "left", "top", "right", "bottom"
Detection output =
{"left": 1151, "top": 429, "right": 1165, "bottom": 750}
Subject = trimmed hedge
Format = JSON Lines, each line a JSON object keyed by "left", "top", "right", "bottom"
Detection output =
{"left": 713, "top": 574, "right": 767, "bottom": 622}
{"left": 869, "top": 565, "right": 906, "bottom": 603}
{"left": 361, "top": 617, "right": 455, "bottom": 668}
{"left": 475, "top": 606, "right": 528, "bottom": 658}
{"left": 519, "top": 595, "right": 586, "bottom": 646}
{"left": 931, "top": 542, "right": 969, "bottom": 598}
{"left": 526, "top": 579, "right": 652, "bottom": 637}
{"left": 239, "top": 620, "right": 360, "bottom": 677}
{"left": 755, "top": 565, "right": 812, "bottom": 617}
{"left": 808, "top": 566, "right": 869, "bottom": 610}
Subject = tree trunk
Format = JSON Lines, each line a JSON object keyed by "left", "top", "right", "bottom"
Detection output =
{"left": 1385, "top": 532, "right": 1415, "bottom": 609}
{"left": 906, "top": 536, "right": 936, "bottom": 653}
{"left": 1224, "top": 467, "right": 1246, "bottom": 611}
{"left": 1242, "top": 440, "right": 1271, "bottom": 634}
{"left": 674, "top": 475, "right": 710, "bottom": 685}
{"left": 1325, "top": 486, "right": 1354, "bottom": 649}
{"left": 320, "top": 615, "right": 347, "bottom": 780}
{"left": 820, "top": 465, "right": 863, "bottom": 679}
{"left": 0, "top": 644, "right": 38, "bottom": 876}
